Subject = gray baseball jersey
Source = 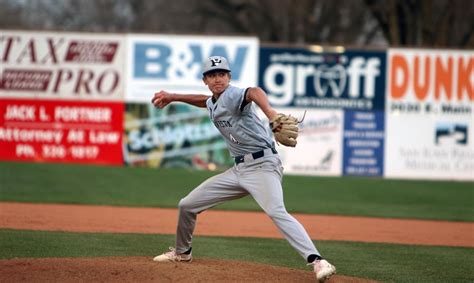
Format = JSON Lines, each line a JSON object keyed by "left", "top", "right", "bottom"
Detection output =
{"left": 205, "top": 85, "right": 274, "bottom": 157}
{"left": 173, "top": 84, "right": 320, "bottom": 261}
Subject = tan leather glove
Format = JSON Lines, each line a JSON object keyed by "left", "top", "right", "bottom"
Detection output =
{"left": 269, "top": 113, "right": 300, "bottom": 147}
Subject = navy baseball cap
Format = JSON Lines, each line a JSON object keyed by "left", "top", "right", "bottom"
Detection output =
{"left": 202, "top": 56, "right": 231, "bottom": 76}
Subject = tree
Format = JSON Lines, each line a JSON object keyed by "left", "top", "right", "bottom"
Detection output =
{"left": 0, "top": 0, "right": 471, "bottom": 47}
{"left": 365, "top": 0, "right": 474, "bottom": 48}
{"left": 198, "top": 0, "right": 387, "bottom": 46}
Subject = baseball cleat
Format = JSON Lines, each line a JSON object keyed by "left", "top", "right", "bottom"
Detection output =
{"left": 153, "top": 247, "right": 192, "bottom": 263}
{"left": 311, "top": 259, "right": 336, "bottom": 282}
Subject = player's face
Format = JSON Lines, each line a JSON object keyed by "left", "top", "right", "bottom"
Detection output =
{"left": 203, "top": 71, "right": 231, "bottom": 95}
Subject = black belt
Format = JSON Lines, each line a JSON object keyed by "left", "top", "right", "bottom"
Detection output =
{"left": 234, "top": 147, "right": 277, "bottom": 164}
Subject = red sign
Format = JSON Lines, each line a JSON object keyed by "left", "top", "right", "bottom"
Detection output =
{"left": 65, "top": 41, "right": 118, "bottom": 63}
{"left": 0, "top": 69, "right": 52, "bottom": 91}
{"left": 0, "top": 98, "right": 124, "bottom": 165}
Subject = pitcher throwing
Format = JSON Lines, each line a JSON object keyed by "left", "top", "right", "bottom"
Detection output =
{"left": 151, "top": 56, "right": 336, "bottom": 282}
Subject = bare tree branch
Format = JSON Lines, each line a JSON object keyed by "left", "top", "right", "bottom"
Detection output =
{"left": 0, "top": 0, "right": 471, "bottom": 47}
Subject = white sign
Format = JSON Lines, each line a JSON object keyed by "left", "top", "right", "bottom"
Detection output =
{"left": 126, "top": 34, "right": 258, "bottom": 102}
{"left": 275, "top": 108, "right": 343, "bottom": 176}
{"left": 385, "top": 49, "right": 474, "bottom": 180}
{"left": 0, "top": 30, "right": 126, "bottom": 101}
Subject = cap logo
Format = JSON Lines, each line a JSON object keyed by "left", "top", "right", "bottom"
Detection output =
{"left": 210, "top": 58, "right": 222, "bottom": 67}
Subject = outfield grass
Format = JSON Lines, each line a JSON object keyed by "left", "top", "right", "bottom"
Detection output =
{"left": 1, "top": 161, "right": 473, "bottom": 221}
{"left": 1, "top": 229, "right": 473, "bottom": 282}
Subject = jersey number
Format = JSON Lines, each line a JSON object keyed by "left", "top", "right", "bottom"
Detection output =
{"left": 229, "top": 133, "right": 241, "bottom": 144}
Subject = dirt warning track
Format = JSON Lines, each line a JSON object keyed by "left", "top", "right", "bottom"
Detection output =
{"left": 1, "top": 202, "right": 473, "bottom": 247}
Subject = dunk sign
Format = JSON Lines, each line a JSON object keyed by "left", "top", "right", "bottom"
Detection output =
{"left": 385, "top": 48, "right": 473, "bottom": 181}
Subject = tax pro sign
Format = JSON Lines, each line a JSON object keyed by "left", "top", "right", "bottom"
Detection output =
{"left": 385, "top": 49, "right": 473, "bottom": 180}
{"left": 0, "top": 30, "right": 125, "bottom": 101}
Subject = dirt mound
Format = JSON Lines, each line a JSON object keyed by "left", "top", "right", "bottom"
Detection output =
{"left": 0, "top": 257, "right": 376, "bottom": 283}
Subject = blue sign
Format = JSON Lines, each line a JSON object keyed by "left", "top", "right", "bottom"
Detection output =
{"left": 342, "top": 110, "right": 384, "bottom": 176}
{"left": 259, "top": 47, "right": 386, "bottom": 110}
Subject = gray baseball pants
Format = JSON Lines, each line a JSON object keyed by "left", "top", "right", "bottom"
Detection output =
{"left": 174, "top": 153, "right": 320, "bottom": 260}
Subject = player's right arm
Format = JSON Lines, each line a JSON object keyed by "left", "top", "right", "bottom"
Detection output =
{"left": 152, "top": 90, "right": 210, "bottom": 109}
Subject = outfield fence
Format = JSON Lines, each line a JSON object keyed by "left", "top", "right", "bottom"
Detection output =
{"left": 1, "top": 30, "right": 472, "bottom": 180}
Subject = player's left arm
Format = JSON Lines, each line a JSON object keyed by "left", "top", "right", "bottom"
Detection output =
{"left": 246, "top": 87, "right": 301, "bottom": 147}
{"left": 245, "top": 87, "right": 277, "bottom": 121}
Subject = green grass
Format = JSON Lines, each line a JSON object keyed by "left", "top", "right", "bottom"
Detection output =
{"left": 1, "top": 161, "right": 473, "bottom": 221}
{"left": 1, "top": 229, "right": 473, "bottom": 283}
{"left": 1, "top": 161, "right": 473, "bottom": 282}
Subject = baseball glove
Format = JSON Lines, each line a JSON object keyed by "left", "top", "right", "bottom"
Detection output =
{"left": 270, "top": 113, "right": 303, "bottom": 147}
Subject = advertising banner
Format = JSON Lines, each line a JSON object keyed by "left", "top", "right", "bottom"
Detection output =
{"left": 0, "top": 30, "right": 126, "bottom": 101}
{"left": 385, "top": 49, "right": 474, "bottom": 180}
{"left": 259, "top": 47, "right": 386, "bottom": 111}
{"left": 343, "top": 110, "right": 384, "bottom": 176}
{"left": 126, "top": 34, "right": 258, "bottom": 102}
{"left": 0, "top": 98, "right": 124, "bottom": 165}
{"left": 259, "top": 47, "right": 387, "bottom": 177}
{"left": 275, "top": 108, "right": 343, "bottom": 176}
{"left": 123, "top": 102, "right": 232, "bottom": 169}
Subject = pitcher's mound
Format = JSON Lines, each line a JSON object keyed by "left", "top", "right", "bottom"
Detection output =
{"left": 0, "top": 256, "right": 376, "bottom": 282}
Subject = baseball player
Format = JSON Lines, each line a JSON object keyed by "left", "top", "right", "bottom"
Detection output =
{"left": 151, "top": 56, "right": 336, "bottom": 282}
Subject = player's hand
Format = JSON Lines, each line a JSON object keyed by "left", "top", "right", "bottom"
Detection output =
{"left": 152, "top": 91, "right": 174, "bottom": 109}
